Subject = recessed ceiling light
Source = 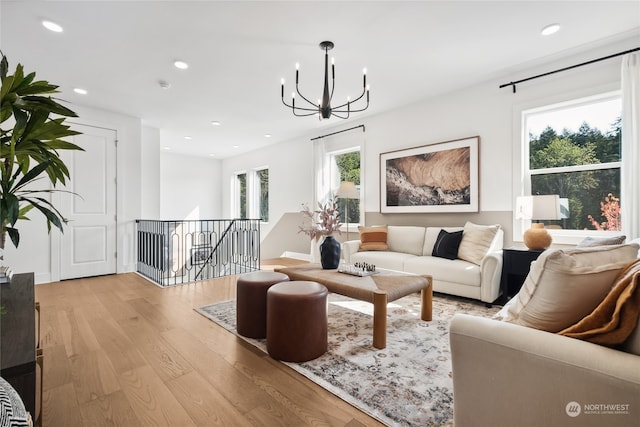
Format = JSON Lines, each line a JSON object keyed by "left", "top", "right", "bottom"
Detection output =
{"left": 209, "top": 154, "right": 216, "bottom": 157}
{"left": 541, "top": 23, "right": 560, "bottom": 36}
{"left": 184, "top": 136, "right": 192, "bottom": 140}
{"left": 163, "top": 147, "right": 171, "bottom": 150}
{"left": 42, "top": 20, "right": 63, "bottom": 33}
{"left": 264, "top": 134, "right": 272, "bottom": 138}
{"left": 73, "top": 88, "right": 87, "bottom": 95}
{"left": 174, "top": 60, "right": 189, "bottom": 70}
{"left": 211, "top": 121, "right": 221, "bottom": 126}
{"left": 233, "top": 145, "right": 240, "bottom": 149}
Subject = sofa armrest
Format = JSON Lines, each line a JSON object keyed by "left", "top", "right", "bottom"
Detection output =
{"left": 341, "top": 240, "right": 361, "bottom": 263}
{"left": 450, "top": 314, "right": 640, "bottom": 427}
{"left": 479, "top": 250, "right": 502, "bottom": 303}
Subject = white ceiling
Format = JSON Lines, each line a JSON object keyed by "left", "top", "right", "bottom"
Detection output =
{"left": 1, "top": 1, "right": 639, "bottom": 158}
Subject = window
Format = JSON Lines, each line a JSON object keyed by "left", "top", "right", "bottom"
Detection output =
{"left": 523, "top": 93, "right": 621, "bottom": 233}
{"left": 329, "top": 148, "right": 361, "bottom": 225}
{"left": 256, "top": 168, "right": 269, "bottom": 222}
{"left": 234, "top": 172, "right": 247, "bottom": 219}
{"left": 233, "top": 168, "right": 269, "bottom": 221}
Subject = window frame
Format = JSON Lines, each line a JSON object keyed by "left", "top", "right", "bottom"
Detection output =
{"left": 326, "top": 146, "right": 363, "bottom": 231}
{"left": 231, "top": 167, "right": 269, "bottom": 223}
{"left": 514, "top": 89, "right": 623, "bottom": 245}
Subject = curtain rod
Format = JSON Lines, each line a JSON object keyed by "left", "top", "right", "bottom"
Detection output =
{"left": 499, "top": 47, "right": 640, "bottom": 93}
{"left": 310, "top": 124, "right": 365, "bottom": 141}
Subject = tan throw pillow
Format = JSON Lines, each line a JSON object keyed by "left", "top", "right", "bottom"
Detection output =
{"left": 558, "top": 259, "right": 640, "bottom": 346}
{"left": 457, "top": 221, "right": 500, "bottom": 265}
{"left": 495, "top": 244, "right": 640, "bottom": 333}
{"left": 358, "top": 225, "right": 388, "bottom": 251}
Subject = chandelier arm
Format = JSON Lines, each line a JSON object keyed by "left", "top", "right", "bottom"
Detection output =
{"left": 331, "top": 110, "right": 350, "bottom": 119}
{"left": 332, "top": 90, "right": 367, "bottom": 111}
{"left": 334, "top": 103, "right": 368, "bottom": 113}
{"left": 293, "top": 109, "right": 320, "bottom": 117}
{"left": 282, "top": 97, "right": 321, "bottom": 113}
{"left": 295, "top": 82, "right": 319, "bottom": 108}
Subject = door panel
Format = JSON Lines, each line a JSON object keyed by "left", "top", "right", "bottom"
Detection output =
{"left": 59, "top": 124, "right": 117, "bottom": 279}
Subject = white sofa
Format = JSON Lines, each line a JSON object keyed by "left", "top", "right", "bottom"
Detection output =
{"left": 450, "top": 313, "right": 640, "bottom": 427}
{"left": 450, "top": 243, "right": 640, "bottom": 427}
{"left": 342, "top": 224, "right": 504, "bottom": 303}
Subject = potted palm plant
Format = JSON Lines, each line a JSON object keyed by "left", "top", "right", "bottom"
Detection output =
{"left": 0, "top": 51, "right": 83, "bottom": 264}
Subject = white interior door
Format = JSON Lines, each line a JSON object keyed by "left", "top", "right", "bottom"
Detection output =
{"left": 59, "top": 124, "right": 117, "bottom": 280}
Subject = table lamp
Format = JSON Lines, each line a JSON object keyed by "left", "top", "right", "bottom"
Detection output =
{"left": 515, "top": 195, "right": 562, "bottom": 250}
{"left": 336, "top": 181, "right": 360, "bottom": 241}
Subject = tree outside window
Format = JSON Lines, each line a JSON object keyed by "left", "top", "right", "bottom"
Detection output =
{"left": 234, "top": 169, "right": 268, "bottom": 221}
{"left": 236, "top": 172, "right": 247, "bottom": 219}
{"left": 526, "top": 96, "right": 621, "bottom": 231}
{"left": 334, "top": 150, "right": 361, "bottom": 224}
{"left": 257, "top": 168, "right": 269, "bottom": 222}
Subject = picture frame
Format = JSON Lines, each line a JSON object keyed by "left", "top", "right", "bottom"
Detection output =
{"left": 380, "top": 136, "right": 479, "bottom": 213}
{"left": 190, "top": 245, "right": 212, "bottom": 265}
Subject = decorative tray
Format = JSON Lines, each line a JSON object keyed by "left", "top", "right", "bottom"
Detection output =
{"left": 337, "top": 267, "right": 379, "bottom": 277}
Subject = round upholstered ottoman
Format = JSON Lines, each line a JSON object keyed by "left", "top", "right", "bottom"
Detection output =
{"left": 266, "top": 281, "right": 328, "bottom": 362}
{"left": 236, "top": 271, "right": 289, "bottom": 338}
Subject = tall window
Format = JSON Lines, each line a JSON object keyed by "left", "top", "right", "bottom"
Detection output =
{"left": 523, "top": 93, "right": 621, "bottom": 232}
{"left": 234, "top": 172, "right": 247, "bottom": 219}
{"left": 257, "top": 168, "right": 269, "bottom": 222}
{"left": 330, "top": 148, "right": 361, "bottom": 225}
{"left": 233, "top": 168, "right": 269, "bottom": 221}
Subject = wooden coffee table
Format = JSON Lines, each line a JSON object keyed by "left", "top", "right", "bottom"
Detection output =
{"left": 274, "top": 264, "right": 432, "bottom": 349}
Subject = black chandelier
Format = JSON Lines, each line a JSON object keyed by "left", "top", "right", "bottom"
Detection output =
{"left": 281, "top": 41, "right": 370, "bottom": 120}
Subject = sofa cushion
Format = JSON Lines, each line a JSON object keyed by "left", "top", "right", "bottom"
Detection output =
{"left": 358, "top": 225, "right": 389, "bottom": 251}
{"left": 495, "top": 244, "right": 640, "bottom": 333}
{"left": 386, "top": 225, "right": 426, "bottom": 256}
{"left": 432, "top": 229, "right": 463, "bottom": 260}
{"left": 349, "top": 250, "right": 417, "bottom": 272}
{"left": 578, "top": 235, "right": 626, "bottom": 247}
{"left": 404, "top": 256, "right": 480, "bottom": 287}
{"left": 457, "top": 222, "right": 500, "bottom": 265}
{"left": 558, "top": 259, "right": 640, "bottom": 346}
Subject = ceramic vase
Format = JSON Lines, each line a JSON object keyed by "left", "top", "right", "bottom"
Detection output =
{"left": 523, "top": 223, "right": 552, "bottom": 250}
{"left": 320, "top": 235, "right": 341, "bottom": 269}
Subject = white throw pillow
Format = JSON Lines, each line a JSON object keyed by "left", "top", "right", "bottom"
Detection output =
{"left": 457, "top": 222, "right": 500, "bottom": 265}
{"left": 386, "top": 226, "right": 426, "bottom": 256}
{"left": 495, "top": 244, "right": 640, "bottom": 333}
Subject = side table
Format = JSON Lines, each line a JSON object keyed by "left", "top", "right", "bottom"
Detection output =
{"left": 499, "top": 248, "right": 544, "bottom": 304}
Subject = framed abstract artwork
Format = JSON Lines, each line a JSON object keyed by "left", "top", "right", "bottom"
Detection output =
{"left": 380, "top": 136, "right": 479, "bottom": 213}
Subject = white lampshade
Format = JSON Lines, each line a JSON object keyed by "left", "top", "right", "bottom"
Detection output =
{"left": 515, "top": 195, "right": 562, "bottom": 221}
{"left": 336, "top": 181, "right": 360, "bottom": 199}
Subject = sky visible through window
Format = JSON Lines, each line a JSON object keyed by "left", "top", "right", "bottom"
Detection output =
{"left": 527, "top": 98, "right": 621, "bottom": 137}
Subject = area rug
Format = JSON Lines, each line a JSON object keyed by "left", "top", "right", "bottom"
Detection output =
{"left": 195, "top": 293, "right": 499, "bottom": 427}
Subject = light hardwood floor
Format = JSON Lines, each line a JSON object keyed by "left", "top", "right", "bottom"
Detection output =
{"left": 35, "top": 259, "right": 384, "bottom": 426}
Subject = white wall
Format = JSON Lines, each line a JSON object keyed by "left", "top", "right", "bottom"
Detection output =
{"left": 221, "top": 36, "right": 637, "bottom": 251}
{"left": 221, "top": 138, "right": 314, "bottom": 239}
{"left": 159, "top": 152, "right": 222, "bottom": 220}
{"left": 141, "top": 125, "right": 161, "bottom": 219}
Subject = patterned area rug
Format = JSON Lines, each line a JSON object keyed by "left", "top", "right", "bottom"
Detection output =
{"left": 195, "top": 293, "right": 499, "bottom": 427}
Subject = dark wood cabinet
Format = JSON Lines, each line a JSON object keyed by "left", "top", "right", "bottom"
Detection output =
{"left": 0, "top": 272, "right": 42, "bottom": 425}
{"left": 499, "top": 248, "right": 544, "bottom": 304}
